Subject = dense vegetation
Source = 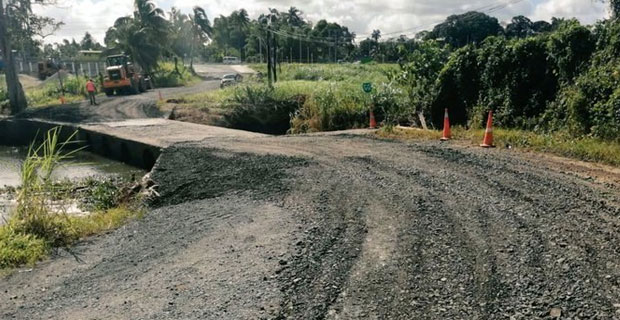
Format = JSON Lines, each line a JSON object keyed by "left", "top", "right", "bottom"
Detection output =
{"left": 425, "top": 19, "right": 620, "bottom": 141}
{"left": 171, "top": 64, "right": 396, "bottom": 134}
{"left": 0, "top": 128, "right": 142, "bottom": 269}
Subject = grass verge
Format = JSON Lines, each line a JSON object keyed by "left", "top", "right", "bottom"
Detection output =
{"left": 0, "top": 206, "right": 141, "bottom": 269}
{"left": 378, "top": 126, "right": 620, "bottom": 167}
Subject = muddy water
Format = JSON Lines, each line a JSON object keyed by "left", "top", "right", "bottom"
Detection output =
{"left": 0, "top": 145, "right": 145, "bottom": 222}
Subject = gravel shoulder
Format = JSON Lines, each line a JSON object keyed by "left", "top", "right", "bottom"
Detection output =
{"left": 1, "top": 134, "right": 618, "bottom": 319}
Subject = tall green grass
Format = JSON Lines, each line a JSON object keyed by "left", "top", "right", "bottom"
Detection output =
{"left": 0, "top": 127, "right": 143, "bottom": 269}
{"left": 153, "top": 62, "right": 200, "bottom": 88}
{"left": 173, "top": 64, "right": 398, "bottom": 133}
{"left": 26, "top": 75, "right": 94, "bottom": 107}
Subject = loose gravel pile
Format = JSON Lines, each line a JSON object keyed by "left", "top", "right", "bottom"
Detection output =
{"left": 1, "top": 134, "right": 618, "bottom": 319}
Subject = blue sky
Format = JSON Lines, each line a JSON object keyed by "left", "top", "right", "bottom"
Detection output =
{"left": 34, "top": 0, "right": 610, "bottom": 44}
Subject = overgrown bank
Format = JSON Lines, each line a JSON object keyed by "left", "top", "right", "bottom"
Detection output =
{"left": 165, "top": 63, "right": 397, "bottom": 134}
{"left": 0, "top": 128, "right": 144, "bottom": 269}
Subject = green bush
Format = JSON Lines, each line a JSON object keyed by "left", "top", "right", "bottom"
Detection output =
{"left": 544, "top": 20, "right": 620, "bottom": 140}
{"left": 224, "top": 84, "right": 303, "bottom": 134}
{"left": 153, "top": 62, "right": 197, "bottom": 87}
{"left": 0, "top": 127, "right": 143, "bottom": 269}
{"left": 430, "top": 19, "right": 615, "bottom": 138}
{"left": 0, "top": 228, "right": 48, "bottom": 269}
{"left": 80, "top": 177, "right": 123, "bottom": 212}
{"left": 291, "top": 83, "right": 369, "bottom": 133}
{"left": 371, "top": 82, "right": 408, "bottom": 125}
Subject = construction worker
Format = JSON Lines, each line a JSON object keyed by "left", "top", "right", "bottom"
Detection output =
{"left": 86, "top": 78, "right": 98, "bottom": 105}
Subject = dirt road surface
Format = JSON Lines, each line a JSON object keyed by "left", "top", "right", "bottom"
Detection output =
{"left": 1, "top": 132, "right": 618, "bottom": 319}
{"left": 15, "top": 64, "right": 248, "bottom": 123}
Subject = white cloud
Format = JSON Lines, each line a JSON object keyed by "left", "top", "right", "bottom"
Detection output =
{"left": 531, "top": 0, "right": 610, "bottom": 23}
{"left": 33, "top": 0, "right": 134, "bottom": 44}
{"left": 34, "top": 0, "right": 610, "bottom": 45}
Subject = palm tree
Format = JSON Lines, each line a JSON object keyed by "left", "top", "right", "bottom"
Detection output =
{"left": 104, "top": 0, "right": 169, "bottom": 74}
{"left": 134, "top": 0, "right": 168, "bottom": 34}
{"left": 188, "top": 6, "right": 212, "bottom": 68}
{"left": 371, "top": 29, "right": 381, "bottom": 43}
{"left": 232, "top": 9, "right": 250, "bottom": 60}
{"left": 286, "top": 7, "right": 303, "bottom": 27}
{"left": 371, "top": 29, "right": 382, "bottom": 57}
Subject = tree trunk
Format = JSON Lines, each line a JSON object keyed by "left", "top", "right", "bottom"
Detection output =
{"left": 272, "top": 36, "right": 277, "bottom": 83}
{"left": 189, "top": 35, "right": 195, "bottom": 69}
{"left": 266, "top": 34, "right": 273, "bottom": 88}
{"left": 0, "top": 0, "right": 28, "bottom": 114}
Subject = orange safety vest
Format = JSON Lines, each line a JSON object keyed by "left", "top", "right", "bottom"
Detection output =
{"left": 86, "top": 81, "right": 96, "bottom": 92}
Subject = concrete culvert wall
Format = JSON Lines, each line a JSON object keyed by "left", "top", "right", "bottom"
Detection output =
{"left": 120, "top": 143, "right": 131, "bottom": 164}
{"left": 142, "top": 149, "right": 157, "bottom": 170}
{"left": 0, "top": 118, "right": 161, "bottom": 171}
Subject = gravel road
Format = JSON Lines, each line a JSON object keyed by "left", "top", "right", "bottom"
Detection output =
{"left": 15, "top": 63, "right": 247, "bottom": 123}
{"left": 1, "top": 133, "right": 619, "bottom": 319}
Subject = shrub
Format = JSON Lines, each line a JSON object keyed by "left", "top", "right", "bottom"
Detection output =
{"left": 545, "top": 20, "right": 620, "bottom": 140}
{"left": 224, "top": 84, "right": 303, "bottom": 134}
{"left": 153, "top": 62, "right": 197, "bottom": 87}
{"left": 290, "top": 83, "right": 368, "bottom": 133}
{"left": 80, "top": 177, "right": 124, "bottom": 212}
{"left": 0, "top": 228, "right": 48, "bottom": 269}
{"left": 371, "top": 82, "right": 408, "bottom": 126}
{"left": 12, "top": 127, "right": 82, "bottom": 247}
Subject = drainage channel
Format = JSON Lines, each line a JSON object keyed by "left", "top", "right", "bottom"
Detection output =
{"left": 0, "top": 118, "right": 161, "bottom": 171}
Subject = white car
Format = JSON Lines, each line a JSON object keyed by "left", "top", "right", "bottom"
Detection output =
{"left": 220, "top": 73, "right": 242, "bottom": 88}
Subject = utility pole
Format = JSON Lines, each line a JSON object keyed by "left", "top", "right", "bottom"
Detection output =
{"left": 259, "top": 38, "right": 263, "bottom": 63}
{"left": 289, "top": 47, "right": 292, "bottom": 64}
{"left": 307, "top": 46, "right": 310, "bottom": 64}
{"left": 266, "top": 32, "right": 272, "bottom": 87}
{"left": 335, "top": 32, "right": 338, "bottom": 62}
{"left": 299, "top": 38, "right": 302, "bottom": 64}
{"left": 328, "top": 30, "right": 332, "bottom": 63}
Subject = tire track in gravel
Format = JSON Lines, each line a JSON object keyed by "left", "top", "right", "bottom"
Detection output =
{"left": 1, "top": 134, "right": 618, "bottom": 320}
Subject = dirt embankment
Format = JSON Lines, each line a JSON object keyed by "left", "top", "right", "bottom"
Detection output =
{"left": 1, "top": 134, "right": 618, "bottom": 319}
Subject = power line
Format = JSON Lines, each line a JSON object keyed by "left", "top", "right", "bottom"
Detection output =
{"left": 254, "top": 0, "right": 526, "bottom": 46}
{"left": 355, "top": 0, "right": 526, "bottom": 39}
{"left": 50, "top": 0, "right": 527, "bottom": 47}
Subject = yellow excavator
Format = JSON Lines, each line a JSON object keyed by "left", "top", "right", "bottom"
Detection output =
{"left": 102, "top": 54, "right": 151, "bottom": 96}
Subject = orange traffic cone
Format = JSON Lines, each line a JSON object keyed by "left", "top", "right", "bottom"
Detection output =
{"left": 369, "top": 109, "right": 377, "bottom": 129}
{"left": 440, "top": 108, "right": 451, "bottom": 141}
{"left": 480, "top": 111, "right": 495, "bottom": 148}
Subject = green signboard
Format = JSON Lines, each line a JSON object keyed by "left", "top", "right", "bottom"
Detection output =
{"left": 362, "top": 82, "right": 372, "bottom": 93}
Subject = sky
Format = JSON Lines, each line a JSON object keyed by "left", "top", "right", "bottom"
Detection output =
{"left": 33, "top": 0, "right": 611, "bottom": 44}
